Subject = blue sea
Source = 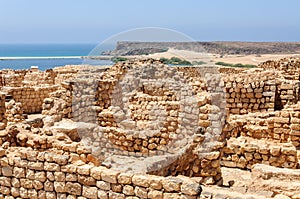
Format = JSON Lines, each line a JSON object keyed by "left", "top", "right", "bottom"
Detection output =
{"left": 0, "top": 44, "right": 114, "bottom": 71}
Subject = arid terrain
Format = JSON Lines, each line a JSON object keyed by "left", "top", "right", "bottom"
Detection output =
{"left": 102, "top": 41, "right": 300, "bottom": 66}
{"left": 0, "top": 43, "right": 299, "bottom": 198}
{"left": 122, "top": 48, "right": 300, "bottom": 65}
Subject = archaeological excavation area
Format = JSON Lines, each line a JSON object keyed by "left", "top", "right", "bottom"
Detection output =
{"left": 0, "top": 57, "right": 299, "bottom": 199}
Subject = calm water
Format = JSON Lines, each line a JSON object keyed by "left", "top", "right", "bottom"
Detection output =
{"left": 0, "top": 44, "right": 114, "bottom": 70}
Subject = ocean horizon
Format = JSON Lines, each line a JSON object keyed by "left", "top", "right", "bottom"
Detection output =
{"left": 0, "top": 43, "right": 114, "bottom": 70}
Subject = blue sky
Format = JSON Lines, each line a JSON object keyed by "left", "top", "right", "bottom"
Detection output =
{"left": 0, "top": 0, "right": 299, "bottom": 43}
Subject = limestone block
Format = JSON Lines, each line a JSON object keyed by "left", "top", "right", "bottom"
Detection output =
{"left": 82, "top": 186, "right": 98, "bottom": 199}
{"left": 101, "top": 168, "right": 119, "bottom": 184}
{"left": 134, "top": 186, "right": 148, "bottom": 198}
{"left": 54, "top": 182, "right": 66, "bottom": 193}
{"left": 148, "top": 189, "right": 163, "bottom": 199}
{"left": 132, "top": 175, "right": 151, "bottom": 188}
{"left": 123, "top": 185, "right": 134, "bottom": 196}
{"left": 66, "top": 182, "right": 82, "bottom": 195}
{"left": 96, "top": 181, "right": 111, "bottom": 191}
{"left": 162, "top": 177, "right": 182, "bottom": 192}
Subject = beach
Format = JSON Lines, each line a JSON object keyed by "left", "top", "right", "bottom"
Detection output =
{"left": 0, "top": 56, "right": 82, "bottom": 60}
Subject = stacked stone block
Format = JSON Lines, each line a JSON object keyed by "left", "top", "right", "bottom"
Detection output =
{"left": 0, "top": 92, "right": 6, "bottom": 130}
{"left": 5, "top": 100, "right": 25, "bottom": 124}
{"left": 42, "top": 83, "right": 73, "bottom": 120}
{"left": 222, "top": 102, "right": 300, "bottom": 170}
{"left": 222, "top": 70, "right": 277, "bottom": 115}
{"left": 0, "top": 70, "right": 26, "bottom": 87}
{"left": 258, "top": 57, "right": 300, "bottom": 80}
{"left": 0, "top": 147, "right": 201, "bottom": 199}
{"left": 5, "top": 86, "right": 58, "bottom": 114}
{"left": 222, "top": 137, "right": 298, "bottom": 169}
{"left": 23, "top": 70, "right": 56, "bottom": 86}
{"left": 64, "top": 59, "right": 226, "bottom": 184}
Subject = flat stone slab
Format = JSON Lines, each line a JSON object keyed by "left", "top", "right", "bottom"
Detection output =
{"left": 252, "top": 164, "right": 300, "bottom": 180}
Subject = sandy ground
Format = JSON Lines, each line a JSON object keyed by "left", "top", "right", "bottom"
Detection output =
{"left": 126, "top": 48, "right": 300, "bottom": 65}
{"left": 126, "top": 48, "right": 214, "bottom": 64}
{"left": 214, "top": 53, "right": 300, "bottom": 65}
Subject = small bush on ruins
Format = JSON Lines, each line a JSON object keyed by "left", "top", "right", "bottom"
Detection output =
{"left": 159, "top": 57, "right": 192, "bottom": 65}
{"left": 111, "top": 57, "right": 128, "bottom": 63}
{"left": 215, "top": 61, "right": 256, "bottom": 68}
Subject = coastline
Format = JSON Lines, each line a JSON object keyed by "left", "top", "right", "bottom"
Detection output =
{"left": 0, "top": 56, "right": 82, "bottom": 60}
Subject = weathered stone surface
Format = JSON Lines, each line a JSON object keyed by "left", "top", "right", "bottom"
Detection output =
{"left": 181, "top": 181, "right": 202, "bottom": 196}
{"left": 98, "top": 190, "right": 108, "bottom": 199}
{"left": 162, "top": 177, "right": 182, "bottom": 192}
{"left": 148, "top": 189, "right": 163, "bottom": 199}
{"left": 66, "top": 182, "right": 82, "bottom": 195}
{"left": 134, "top": 186, "right": 148, "bottom": 198}
{"left": 96, "top": 180, "right": 111, "bottom": 191}
{"left": 2, "top": 166, "right": 13, "bottom": 176}
{"left": 123, "top": 185, "right": 134, "bottom": 196}
{"left": 132, "top": 175, "right": 150, "bottom": 188}
{"left": 0, "top": 58, "right": 298, "bottom": 199}
{"left": 90, "top": 167, "right": 103, "bottom": 180}
{"left": 118, "top": 173, "right": 133, "bottom": 184}
{"left": 13, "top": 167, "right": 25, "bottom": 178}
{"left": 77, "top": 164, "right": 93, "bottom": 175}
{"left": 82, "top": 186, "right": 98, "bottom": 199}
{"left": 101, "top": 168, "right": 119, "bottom": 184}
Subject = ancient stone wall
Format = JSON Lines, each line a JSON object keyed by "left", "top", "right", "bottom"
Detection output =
{"left": 218, "top": 67, "right": 245, "bottom": 75}
{"left": 222, "top": 137, "right": 297, "bottom": 169}
{"left": 5, "top": 100, "right": 25, "bottom": 124}
{"left": 65, "top": 60, "right": 226, "bottom": 185}
{"left": 23, "top": 70, "right": 56, "bottom": 86}
{"left": 4, "top": 86, "right": 58, "bottom": 114}
{"left": 258, "top": 57, "right": 300, "bottom": 80}
{"left": 277, "top": 80, "right": 299, "bottom": 108}
{"left": 1, "top": 57, "right": 300, "bottom": 198}
{"left": 0, "top": 69, "right": 58, "bottom": 88}
{"left": 0, "top": 146, "right": 201, "bottom": 199}
{"left": 273, "top": 103, "right": 300, "bottom": 146}
{"left": 54, "top": 68, "right": 78, "bottom": 85}
{"left": 0, "top": 92, "right": 6, "bottom": 130}
{"left": 0, "top": 70, "right": 26, "bottom": 87}
{"left": 224, "top": 102, "right": 300, "bottom": 146}
{"left": 42, "top": 82, "right": 73, "bottom": 120}
{"left": 219, "top": 57, "right": 300, "bottom": 171}
{"left": 222, "top": 102, "right": 300, "bottom": 170}
{"left": 222, "top": 69, "right": 277, "bottom": 115}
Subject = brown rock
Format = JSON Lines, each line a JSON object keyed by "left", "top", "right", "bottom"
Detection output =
{"left": 54, "top": 181, "right": 66, "bottom": 193}
{"left": 101, "top": 168, "right": 119, "bottom": 184}
{"left": 66, "top": 182, "right": 82, "bottom": 195}
{"left": 82, "top": 186, "right": 98, "bottom": 199}
{"left": 132, "top": 175, "right": 150, "bottom": 188}
{"left": 148, "top": 189, "right": 163, "bottom": 199}
{"left": 162, "top": 177, "right": 182, "bottom": 192}
{"left": 123, "top": 185, "right": 134, "bottom": 196}
{"left": 134, "top": 186, "right": 148, "bottom": 198}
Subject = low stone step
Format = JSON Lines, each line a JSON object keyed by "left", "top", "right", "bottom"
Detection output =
{"left": 222, "top": 136, "right": 298, "bottom": 169}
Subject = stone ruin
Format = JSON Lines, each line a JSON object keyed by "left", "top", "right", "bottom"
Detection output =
{"left": 0, "top": 57, "right": 298, "bottom": 198}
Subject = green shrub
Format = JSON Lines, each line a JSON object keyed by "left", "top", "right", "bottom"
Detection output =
{"left": 215, "top": 61, "right": 256, "bottom": 68}
{"left": 159, "top": 57, "right": 170, "bottom": 64}
{"left": 111, "top": 57, "right": 128, "bottom": 63}
{"left": 170, "top": 57, "right": 182, "bottom": 63}
{"left": 159, "top": 57, "right": 191, "bottom": 65}
{"left": 215, "top": 62, "right": 233, "bottom": 67}
{"left": 179, "top": 60, "right": 192, "bottom": 65}
{"left": 192, "top": 61, "right": 207, "bottom": 65}
{"left": 234, "top": 63, "right": 244, "bottom": 68}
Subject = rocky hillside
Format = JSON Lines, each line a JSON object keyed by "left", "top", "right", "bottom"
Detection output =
{"left": 105, "top": 41, "right": 300, "bottom": 56}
